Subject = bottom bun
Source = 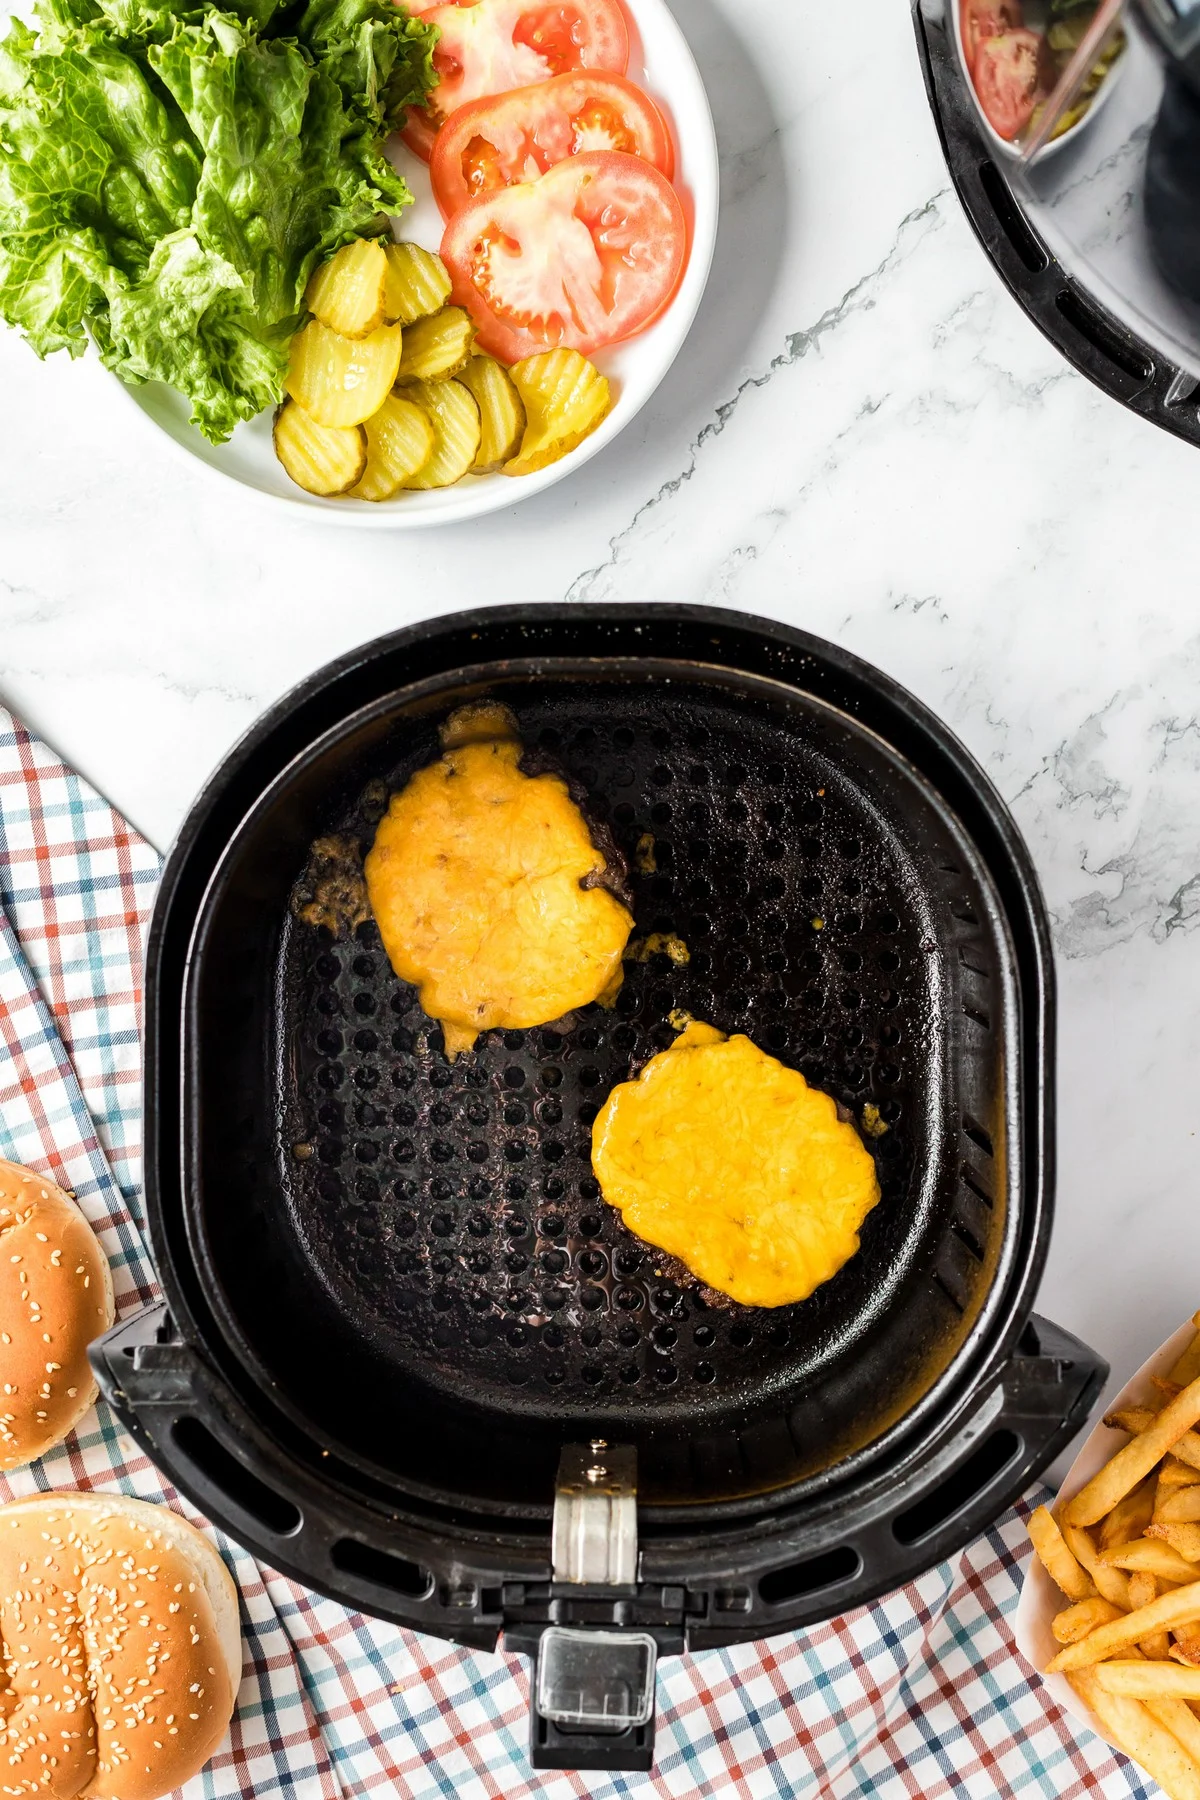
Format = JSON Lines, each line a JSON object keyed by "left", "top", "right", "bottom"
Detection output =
{"left": 0, "top": 1492, "right": 242, "bottom": 1800}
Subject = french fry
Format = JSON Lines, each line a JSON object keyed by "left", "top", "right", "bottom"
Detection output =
{"left": 1070, "top": 1669, "right": 1200, "bottom": 1800}
{"left": 1102, "top": 1539, "right": 1200, "bottom": 1585}
{"left": 1063, "top": 1518, "right": 1132, "bottom": 1608}
{"left": 1029, "top": 1505, "right": 1096, "bottom": 1600}
{"left": 1169, "top": 1316, "right": 1200, "bottom": 1388}
{"left": 1152, "top": 1522, "right": 1200, "bottom": 1562}
{"left": 1130, "top": 1571, "right": 1158, "bottom": 1609}
{"left": 1095, "top": 1662, "right": 1200, "bottom": 1699}
{"left": 1047, "top": 1579, "right": 1200, "bottom": 1671}
{"left": 1161, "top": 1459, "right": 1200, "bottom": 1493}
{"left": 1035, "top": 1317, "right": 1200, "bottom": 1790}
{"left": 1147, "top": 1697, "right": 1200, "bottom": 1767}
{"left": 1067, "top": 1373, "right": 1200, "bottom": 1527}
{"left": 1158, "top": 1476, "right": 1200, "bottom": 1519}
{"left": 1107, "top": 1407, "right": 1161, "bottom": 1433}
{"left": 1126, "top": 1573, "right": 1175, "bottom": 1656}
{"left": 1173, "top": 1433, "right": 1200, "bottom": 1473}
{"left": 1052, "top": 1597, "right": 1125, "bottom": 1644}
{"left": 1099, "top": 1476, "right": 1157, "bottom": 1550}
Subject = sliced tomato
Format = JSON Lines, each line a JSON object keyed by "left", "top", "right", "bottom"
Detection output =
{"left": 430, "top": 72, "right": 673, "bottom": 217}
{"left": 960, "top": 0, "right": 1022, "bottom": 75}
{"left": 973, "top": 28, "right": 1047, "bottom": 140}
{"left": 441, "top": 150, "right": 686, "bottom": 362}
{"left": 402, "top": 109, "right": 441, "bottom": 160}
{"left": 402, "top": 0, "right": 630, "bottom": 161}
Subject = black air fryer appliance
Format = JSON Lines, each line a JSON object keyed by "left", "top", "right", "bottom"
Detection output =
{"left": 916, "top": 0, "right": 1200, "bottom": 447}
{"left": 92, "top": 608, "right": 1106, "bottom": 1771}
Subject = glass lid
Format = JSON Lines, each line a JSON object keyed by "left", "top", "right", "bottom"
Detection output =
{"left": 952, "top": 0, "right": 1200, "bottom": 379}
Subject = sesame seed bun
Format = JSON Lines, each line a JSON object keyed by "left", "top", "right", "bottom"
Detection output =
{"left": 0, "top": 1160, "right": 115, "bottom": 1470}
{"left": 0, "top": 1491, "right": 241, "bottom": 1799}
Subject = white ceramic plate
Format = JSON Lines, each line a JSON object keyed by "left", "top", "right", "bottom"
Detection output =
{"left": 950, "top": 0, "right": 1125, "bottom": 165}
{"left": 116, "top": 0, "right": 718, "bottom": 527}
{"left": 1013, "top": 1318, "right": 1196, "bottom": 1758}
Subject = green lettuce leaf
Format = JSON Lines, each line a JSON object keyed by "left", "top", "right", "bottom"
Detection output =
{"left": 293, "top": 0, "right": 438, "bottom": 131}
{"left": 0, "top": 0, "right": 436, "bottom": 440}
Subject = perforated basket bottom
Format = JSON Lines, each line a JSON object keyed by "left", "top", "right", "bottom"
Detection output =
{"left": 279, "top": 683, "right": 944, "bottom": 1424}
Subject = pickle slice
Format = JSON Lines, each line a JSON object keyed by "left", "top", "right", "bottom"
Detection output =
{"left": 351, "top": 395, "right": 436, "bottom": 502}
{"left": 395, "top": 306, "right": 476, "bottom": 383}
{"left": 274, "top": 402, "right": 367, "bottom": 497}
{"left": 505, "top": 350, "right": 612, "bottom": 477}
{"left": 383, "top": 242, "right": 453, "bottom": 326}
{"left": 305, "top": 238, "right": 388, "bottom": 339}
{"left": 402, "top": 379, "right": 482, "bottom": 490}
{"left": 284, "top": 319, "right": 404, "bottom": 428}
{"left": 457, "top": 354, "right": 526, "bottom": 469}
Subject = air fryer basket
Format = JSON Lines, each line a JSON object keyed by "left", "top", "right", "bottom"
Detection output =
{"left": 94, "top": 607, "right": 1104, "bottom": 1773}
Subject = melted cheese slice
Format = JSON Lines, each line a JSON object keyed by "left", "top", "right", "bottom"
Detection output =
{"left": 592, "top": 1021, "right": 881, "bottom": 1308}
{"left": 365, "top": 712, "right": 633, "bottom": 1057}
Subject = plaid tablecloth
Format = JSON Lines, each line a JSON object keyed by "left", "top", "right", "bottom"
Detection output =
{"left": 0, "top": 702, "right": 1161, "bottom": 1800}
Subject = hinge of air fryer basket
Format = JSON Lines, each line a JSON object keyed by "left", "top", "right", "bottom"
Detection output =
{"left": 501, "top": 1440, "right": 688, "bottom": 1639}
{"left": 552, "top": 1440, "right": 637, "bottom": 1584}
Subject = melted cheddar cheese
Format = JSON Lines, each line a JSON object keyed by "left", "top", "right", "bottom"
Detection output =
{"left": 591, "top": 1021, "right": 881, "bottom": 1308}
{"left": 365, "top": 707, "right": 633, "bottom": 1057}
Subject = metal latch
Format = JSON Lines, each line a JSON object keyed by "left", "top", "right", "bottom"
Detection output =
{"left": 552, "top": 1440, "right": 637, "bottom": 1585}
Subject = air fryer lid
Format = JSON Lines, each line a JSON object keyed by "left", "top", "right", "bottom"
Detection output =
{"left": 913, "top": 0, "right": 1200, "bottom": 443}
{"left": 95, "top": 610, "right": 1103, "bottom": 1774}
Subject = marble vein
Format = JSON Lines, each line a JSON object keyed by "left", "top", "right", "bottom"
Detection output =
{"left": 566, "top": 190, "right": 950, "bottom": 607}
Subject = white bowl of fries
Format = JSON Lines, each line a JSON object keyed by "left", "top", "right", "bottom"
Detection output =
{"left": 1016, "top": 1313, "right": 1200, "bottom": 1798}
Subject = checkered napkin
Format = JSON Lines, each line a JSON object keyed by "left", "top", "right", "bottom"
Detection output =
{"left": 0, "top": 703, "right": 1162, "bottom": 1800}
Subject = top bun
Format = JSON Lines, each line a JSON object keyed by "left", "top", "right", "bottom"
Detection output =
{"left": 0, "top": 1491, "right": 242, "bottom": 1799}
{"left": 0, "top": 1160, "right": 115, "bottom": 1469}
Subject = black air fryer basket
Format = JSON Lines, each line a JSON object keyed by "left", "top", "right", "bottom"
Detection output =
{"left": 93, "top": 606, "right": 1104, "bottom": 1773}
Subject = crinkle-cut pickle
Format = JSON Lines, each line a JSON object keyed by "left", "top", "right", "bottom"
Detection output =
{"left": 396, "top": 306, "right": 476, "bottom": 382}
{"left": 273, "top": 401, "right": 366, "bottom": 495}
{"left": 458, "top": 353, "right": 526, "bottom": 468}
{"left": 351, "top": 394, "right": 435, "bottom": 501}
{"left": 305, "top": 238, "right": 389, "bottom": 338}
{"left": 285, "top": 319, "right": 404, "bottom": 427}
{"left": 383, "top": 241, "right": 453, "bottom": 325}
{"left": 506, "top": 348, "right": 612, "bottom": 476}
{"left": 402, "top": 377, "right": 482, "bottom": 488}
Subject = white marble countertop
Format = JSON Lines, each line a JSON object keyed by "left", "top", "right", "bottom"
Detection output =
{"left": 2, "top": 0, "right": 1198, "bottom": 1466}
